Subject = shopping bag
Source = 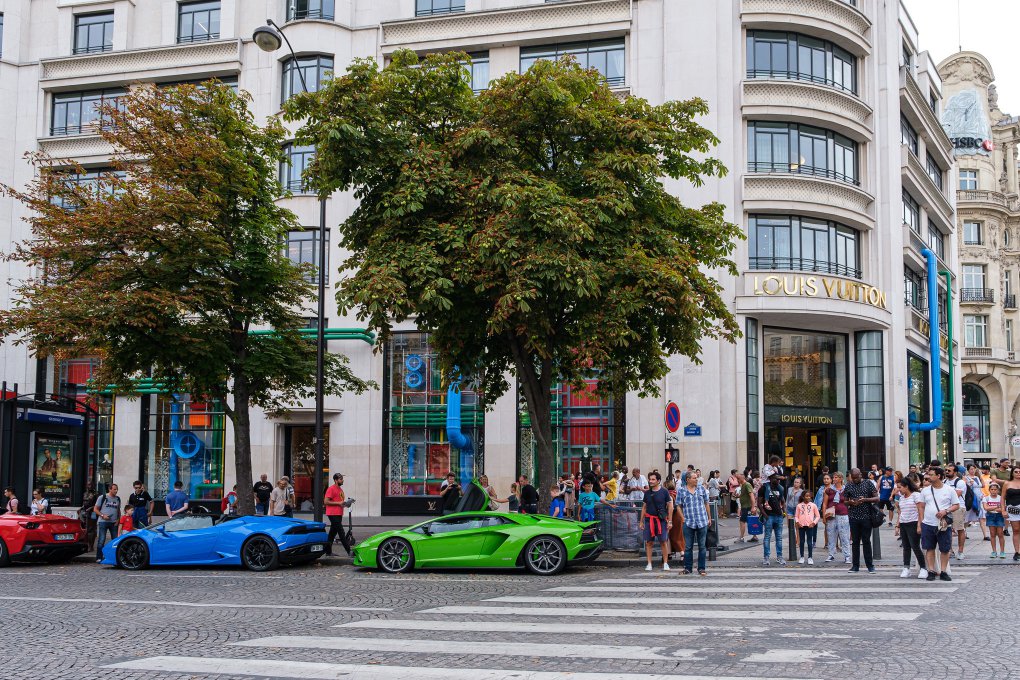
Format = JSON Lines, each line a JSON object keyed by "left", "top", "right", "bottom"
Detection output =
{"left": 746, "top": 515, "right": 763, "bottom": 536}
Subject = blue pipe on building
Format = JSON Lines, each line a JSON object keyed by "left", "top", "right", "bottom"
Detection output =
{"left": 446, "top": 378, "right": 474, "bottom": 487}
{"left": 910, "top": 248, "right": 943, "bottom": 432}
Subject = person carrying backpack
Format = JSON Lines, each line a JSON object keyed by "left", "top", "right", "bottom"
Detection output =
{"left": 758, "top": 475, "right": 787, "bottom": 566}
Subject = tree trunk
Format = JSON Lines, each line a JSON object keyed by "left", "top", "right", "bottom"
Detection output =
{"left": 231, "top": 373, "right": 256, "bottom": 516}
{"left": 510, "top": 336, "right": 554, "bottom": 511}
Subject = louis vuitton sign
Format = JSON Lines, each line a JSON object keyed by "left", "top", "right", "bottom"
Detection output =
{"left": 750, "top": 275, "right": 889, "bottom": 310}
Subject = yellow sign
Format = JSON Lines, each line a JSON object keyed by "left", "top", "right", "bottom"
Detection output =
{"left": 779, "top": 414, "right": 834, "bottom": 424}
{"left": 751, "top": 275, "right": 888, "bottom": 310}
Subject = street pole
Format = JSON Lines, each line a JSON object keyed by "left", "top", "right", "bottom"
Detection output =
{"left": 253, "top": 19, "right": 325, "bottom": 522}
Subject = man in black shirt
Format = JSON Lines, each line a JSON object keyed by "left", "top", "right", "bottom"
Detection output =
{"left": 582, "top": 464, "right": 603, "bottom": 495}
{"left": 440, "top": 473, "right": 462, "bottom": 515}
{"left": 252, "top": 473, "right": 274, "bottom": 516}
{"left": 128, "top": 480, "right": 154, "bottom": 529}
{"left": 519, "top": 476, "right": 539, "bottom": 514}
{"left": 844, "top": 467, "right": 880, "bottom": 573}
{"left": 757, "top": 476, "right": 787, "bottom": 566}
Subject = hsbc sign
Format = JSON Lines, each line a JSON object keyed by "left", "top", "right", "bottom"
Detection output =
{"left": 951, "top": 137, "right": 993, "bottom": 152}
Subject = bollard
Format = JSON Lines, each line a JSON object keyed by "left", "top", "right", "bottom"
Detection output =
{"left": 872, "top": 521, "right": 882, "bottom": 560}
{"left": 788, "top": 518, "right": 797, "bottom": 563}
{"left": 708, "top": 501, "right": 719, "bottom": 561}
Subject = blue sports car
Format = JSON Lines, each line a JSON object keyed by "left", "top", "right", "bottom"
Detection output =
{"left": 99, "top": 514, "right": 328, "bottom": 571}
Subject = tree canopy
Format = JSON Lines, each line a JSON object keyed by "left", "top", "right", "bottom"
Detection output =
{"left": 287, "top": 52, "right": 741, "bottom": 500}
{"left": 2, "top": 82, "right": 369, "bottom": 513}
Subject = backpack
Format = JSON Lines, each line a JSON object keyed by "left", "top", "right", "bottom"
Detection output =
{"left": 964, "top": 482, "right": 976, "bottom": 513}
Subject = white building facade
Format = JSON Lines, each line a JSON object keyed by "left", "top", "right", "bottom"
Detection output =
{"left": 0, "top": 0, "right": 959, "bottom": 515}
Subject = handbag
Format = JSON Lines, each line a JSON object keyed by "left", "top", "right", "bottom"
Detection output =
{"left": 932, "top": 487, "right": 950, "bottom": 532}
{"left": 869, "top": 502, "right": 885, "bottom": 528}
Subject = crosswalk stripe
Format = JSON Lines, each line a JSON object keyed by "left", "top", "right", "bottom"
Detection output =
{"left": 744, "top": 650, "right": 844, "bottom": 663}
{"left": 593, "top": 577, "right": 972, "bottom": 585}
{"left": 334, "top": 618, "right": 872, "bottom": 639}
{"left": 233, "top": 636, "right": 704, "bottom": 660}
{"left": 487, "top": 596, "right": 937, "bottom": 607}
{"left": 103, "top": 657, "right": 822, "bottom": 680}
{"left": 419, "top": 605, "right": 920, "bottom": 621}
{"left": 616, "top": 568, "right": 986, "bottom": 576}
{"left": 548, "top": 585, "right": 956, "bottom": 594}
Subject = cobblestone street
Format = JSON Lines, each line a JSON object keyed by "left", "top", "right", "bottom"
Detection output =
{"left": 1, "top": 550, "right": 1016, "bottom": 680}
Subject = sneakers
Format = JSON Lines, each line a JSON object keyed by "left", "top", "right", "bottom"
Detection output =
{"left": 777, "top": 558, "right": 787, "bottom": 566}
{"left": 957, "top": 552, "right": 965, "bottom": 560}
{"left": 807, "top": 557, "right": 814, "bottom": 565}
{"left": 663, "top": 563, "right": 671, "bottom": 571}
{"left": 984, "top": 536, "right": 992, "bottom": 541}
{"left": 798, "top": 557, "right": 805, "bottom": 564}
{"left": 991, "top": 552, "right": 999, "bottom": 559}
{"left": 1014, "top": 552, "right": 1020, "bottom": 561}
{"left": 926, "top": 572, "right": 938, "bottom": 582}
{"left": 645, "top": 563, "right": 653, "bottom": 571}
{"left": 918, "top": 568, "right": 929, "bottom": 580}
{"left": 762, "top": 559, "right": 770, "bottom": 566}
{"left": 900, "top": 567, "right": 910, "bottom": 578}
{"left": 844, "top": 558, "right": 852, "bottom": 564}
{"left": 867, "top": 567, "right": 877, "bottom": 574}
{"left": 824, "top": 555, "right": 835, "bottom": 563}
{"left": 749, "top": 536, "right": 759, "bottom": 542}
{"left": 847, "top": 567, "right": 859, "bottom": 573}
{"left": 939, "top": 572, "right": 952, "bottom": 582}
{"left": 1001, "top": 552, "right": 1008, "bottom": 559}
{"left": 735, "top": 537, "right": 745, "bottom": 543}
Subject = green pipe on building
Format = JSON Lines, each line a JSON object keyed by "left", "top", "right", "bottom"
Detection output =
{"left": 941, "top": 270, "right": 954, "bottom": 410}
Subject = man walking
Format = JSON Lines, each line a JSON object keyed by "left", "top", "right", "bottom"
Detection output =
{"left": 844, "top": 468, "right": 880, "bottom": 574}
{"left": 165, "top": 481, "right": 189, "bottom": 518}
{"left": 94, "top": 483, "right": 121, "bottom": 562}
{"left": 128, "top": 481, "right": 154, "bottom": 529}
{"left": 640, "top": 471, "right": 673, "bottom": 571}
{"left": 676, "top": 469, "right": 712, "bottom": 575}
{"left": 324, "top": 473, "right": 352, "bottom": 556}
{"left": 253, "top": 473, "right": 273, "bottom": 516}
{"left": 758, "top": 474, "right": 787, "bottom": 566}
{"left": 878, "top": 467, "right": 896, "bottom": 526}
{"left": 736, "top": 473, "right": 756, "bottom": 543}
{"left": 916, "top": 466, "right": 959, "bottom": 581}
{"left": 944, "top": 465, "right": 968, "bottom": 559}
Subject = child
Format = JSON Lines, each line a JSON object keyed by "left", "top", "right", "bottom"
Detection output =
{"left": 795, "top": 490, "right": 820, "bottom": 565}
{"left": 577, "top": 480, "right": 614, "bottom": 522}
{"left": 549, "top": 486, "right": 566, "bottom": 518}
{"left": 983, "top": 482, "right": 1007, "bottom": 558}
{"left": 119, "top": 505, "right": 134, "bottom": 533}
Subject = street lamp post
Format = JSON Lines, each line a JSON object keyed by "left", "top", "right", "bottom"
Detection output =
{"left": 254, "top": 20, "right": 328, "bottom": 523}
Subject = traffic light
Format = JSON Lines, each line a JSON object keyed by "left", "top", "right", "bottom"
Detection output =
{"left": 664, "top": 446, "right": 678, "bottom": 464}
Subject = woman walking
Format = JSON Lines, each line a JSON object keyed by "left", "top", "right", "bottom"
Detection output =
{"left": 896, "top": 476, "right": 927, "bottom": 579}
{"left": 795, "top": 490, "right": 820, "bottom": 565}
{"left": 786, "top": 476, "right": 804, "bottom": 551}
{"left": 822, "top": 472, "right": 851, "bottom": 564}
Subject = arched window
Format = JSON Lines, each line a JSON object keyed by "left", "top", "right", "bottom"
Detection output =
{"left": 962, "top": 383, "right": 991, "bottom": 454}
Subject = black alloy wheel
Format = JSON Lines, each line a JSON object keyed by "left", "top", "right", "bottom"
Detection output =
{"left": 241, "top": 535, "right": 280, "bottom": 572}
{"left": 116, "top": 538, "right": 149, "bottom": 570}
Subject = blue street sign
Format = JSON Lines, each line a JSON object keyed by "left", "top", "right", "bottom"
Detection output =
{"left": 22, "top": 408, "right": 85, "bottom": 427}
{"left": 683, "top": 423, "right": 702, "bottom": 437}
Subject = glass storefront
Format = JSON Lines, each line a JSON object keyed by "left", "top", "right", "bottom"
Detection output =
{"left": 383, "top": 332, "right": 484, "bottom": 514}
{"left": 517, "top": 381, "right": 625, "bottom": 481}
{"left": 746, "top": 319, "right": 760, "bottom": 471}
{"left": 936, "top": 371, "right": 954, "bottom": 461}
{"left": 907, "top": 352, "right": 930, "bottom": 465}
{"left": 142, "top": 394, "right": 226, "bottom": 502}
{"left": 56, "top": 358, "right": 115, "bottom": 493}
{"left": 855, "top": 331, "right": 885, "bottom": 470}
{"left": 284, "top": 425, "right": 329, "bottom": 512}
{"left": 962, "top": 383, "right": 990, "bottom": 454}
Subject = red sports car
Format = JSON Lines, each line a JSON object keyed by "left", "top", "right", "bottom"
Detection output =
{"left": 0, "top": 513, "right": 86, "bottom": 566}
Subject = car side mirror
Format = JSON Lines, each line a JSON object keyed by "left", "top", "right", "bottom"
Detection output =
{"left": 156, "top": 526, "right": 167, "bottom": 535}
{"left": 421, "top": 525, "right": 432, "bottom": 536}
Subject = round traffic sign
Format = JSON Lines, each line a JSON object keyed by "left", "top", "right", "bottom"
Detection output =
{"left": 1011, "top": 435, "right": 1020, "bottom": 448}
{"left": 664, "top": 401, "right": 681, "bottom": 433}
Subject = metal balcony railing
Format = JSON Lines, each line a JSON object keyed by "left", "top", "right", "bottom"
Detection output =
{"left": 750, "top": 257, "right": 862, "bottom": 279}
{"left": 961, "top": 288, "right": 995, "bottom": 303}
{"left": 1006, "top": 294, "right": 1017, "bottom": 309}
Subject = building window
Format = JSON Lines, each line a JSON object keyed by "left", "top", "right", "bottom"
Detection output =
{"left": 51, "top": 89, "right": 125, "bottom": 136}
{"left": 907, "top": 352, "right": 929, "bottom": 465}
{"left": 856, "top": 331, "right": 884, "bottom": 469}
{"left": 929, "top": 90, "right": 939, "bottom": 116}
{"left": 962, "top": 383, "right": 991, "bottom": 454}
{"left": 161, "top": 76, "right": 238, "bottom": 91}
{"left": 282, "top": 55, "right": 334, "bottom": 104}
{"left": 964, "top": 314, "right": 988, "bottom": 347}
{"left": 902, "top": 43, "right": 913, "bottom": 70}
{"left": 52, "top": 168, "right": 126, "bottom": 211}
{"left": 925, "top": 153, "right": 944, "bottom": 191}
{"left": 746, "top": 31, "right": 857, "bottom": 94}
{"left": 904, "top": 268, "right": 925, "bottom": 311}
{"left": 747, "top": 122, "right": 858, "bottom": 185}
{"left": 1005, "top": 229, "right": 1012, "bottom": 248}
{"left": 520, "top": 39, "right": 626, "bottom": 87}
{"left": 465, "top": 52, "right": 490, "bottom": 93}
{"left": 936, "top": 370, "right": 954, "bottom": 462}
{"left": 746, "top": 319, "right": 759, "bottom": 470}
{"left": 1007, "top": 319, "right": 1014, "bottom": 352}
{"left": 142, "top": 394, "right": 226, "bottom": 502}
{"left": 963, "top": 221, "right": 982, "bottom": 245}
{"left": 962, "top": 264, "right": 986, "bottom": 289}
{"left": 415, "top": 0, "right": 465, "bottom": 16}
{"left": 902, "top": 190, "right": 920, "bottom": 233}
{"left": 284, "top": 228, "right": 329, "bottom": 284}
{"left": 280, "top": 143, "right": 315, "bottom": 193}
{"left": 900, "top": 115, "right": 918, "bottom": 156}
{"left": 384, "top": 332, "right": 484, "bottom": 504}
{"left": 177, "top": 1, "right": 220, "bottom": 44}
{"left": 927, "top": 223, "right": 944, "bottom": 260}
{"left": 288, "top": 0, "right": 334, "bottom": 21}
{"left": 0, "top": 14, "right": 4, "bottom": 57}
{"left": 959, "top": 169, "right": 978, "bottom": 190}
{"left": 749, "top": 214, "right": 860, "bottom": 278}
{"left": 74, "top": 12, "right": 114, "bottom": 54}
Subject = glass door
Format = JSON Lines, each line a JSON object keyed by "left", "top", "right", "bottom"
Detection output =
{"left": 284, "top": 425, "right": 330, "bottom": 513}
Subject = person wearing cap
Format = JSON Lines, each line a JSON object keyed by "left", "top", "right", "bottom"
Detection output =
{"left": 324, "top": 473, "right": 352, "bottom": 556}
{"left": 878, "top": 467, "right": 896, "bottom": 526}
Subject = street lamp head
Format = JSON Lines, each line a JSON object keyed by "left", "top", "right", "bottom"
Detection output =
{"left": 253, "top": 23, "right": 283, "bottom": 53}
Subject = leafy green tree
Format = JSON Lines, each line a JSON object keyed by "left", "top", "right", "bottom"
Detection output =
{"left": 288, "top": 52, "right": 740, "bottom": 503}
{"left": 2, "top": 82, "right": 369, "bottom": 514}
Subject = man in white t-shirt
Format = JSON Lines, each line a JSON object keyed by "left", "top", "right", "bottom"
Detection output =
{"left": 915, "top": 466, "right": 960, "bottom": 582}
{"left": 943, "top": 466, "right": 968, "bottom": 559}
{"left": 628, "top": 468, "right": 649, "bottom": 501}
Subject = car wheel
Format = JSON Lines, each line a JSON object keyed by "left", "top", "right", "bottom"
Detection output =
{"left": 523, "top": 536, "right": 566, "bottom": 575}
{"left": 377, "top": 537, "right": 414, "bottom": 573}
{"left": 116, "top": 538, "right": 149, "bottom": 570}
{"left": 0, "top": 538, "right": 10, "bottom": 568}
{"left": 241, "top": 535, "right": 280, "bottom": 572}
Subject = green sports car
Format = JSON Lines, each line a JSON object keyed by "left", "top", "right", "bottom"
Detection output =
{"left": 352, "top": 481, "right": 603, "bottom": 575}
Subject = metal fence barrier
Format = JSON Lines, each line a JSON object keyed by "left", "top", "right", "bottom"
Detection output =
{"left": 595, "top": 500, "right": 645, "bottom": 551}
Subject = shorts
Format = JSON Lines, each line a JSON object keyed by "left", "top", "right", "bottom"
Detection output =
{"left": 1009, "top": 512, "right": 1020, "bottom": 523}
{"left": 643, "top": 519, "right": 668, "bottom": 542}
{"left": 920, "top": 523, "right": 952, "bottom": 553}
{"left": 951, "top": 508, "right": 966, "bottom": 530}
{"left": 986, "top": 513, "right": 1005, "bottom": 528}
{"left": 878, "top": 499, "right": 895, "bottom": 511}
{"left": 739, "top": 508, "right": 750, "bottom": 523}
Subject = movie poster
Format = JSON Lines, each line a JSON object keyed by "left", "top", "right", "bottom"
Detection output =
{"left": 33, "top": 433, "right": 73, "bottom": 505}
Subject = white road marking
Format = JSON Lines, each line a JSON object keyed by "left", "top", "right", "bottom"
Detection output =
{"left": 420, "top": 606, "right": 919, "bottom": 621}
{"left": 743, "top": 650, "right": 845, "bottom": 663}
{"left": 613, "top": 569, "right": 985, "bottom": 577}
{"left": 549, "top": 585, "right": 956, "bottom": 594}
{"left": 104, "top": 657, "right": 821, "bottom": 680}
{"left": 0, "top": 596, "right": 384, "bottom": 612}
{"left": 593, "top": 577, "right": 972, "bottom": 585}
{"left": 123, "top": 573, "right": 284, "bottom": 579}
{"left": 352, "top": 576, "right": 533, "bottom": 583}
{"left": 487, "top": 596, "right": 936, "bottom": 607}
{"left": 233, "top": 636, "right": 701, "bottom": 661}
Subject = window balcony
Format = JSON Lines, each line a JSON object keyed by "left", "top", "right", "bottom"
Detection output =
{"left": 960, "top": 288, "right": 995, "bottom": 304}
{"left": 1006, "top": 294, "right": 1017, "bottom": 309}
{"left": 750, "top": 256, "right": 861, "bottom": 279}
{"left": 964, "top": 347, "right": 992, "bottom": 358}
{"left": 740, "top": 0, "right": 871, "bottom": 55}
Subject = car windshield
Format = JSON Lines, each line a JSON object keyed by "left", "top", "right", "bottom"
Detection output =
{"left": 144, "top": 514, "right": 216, "bottom": 533}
